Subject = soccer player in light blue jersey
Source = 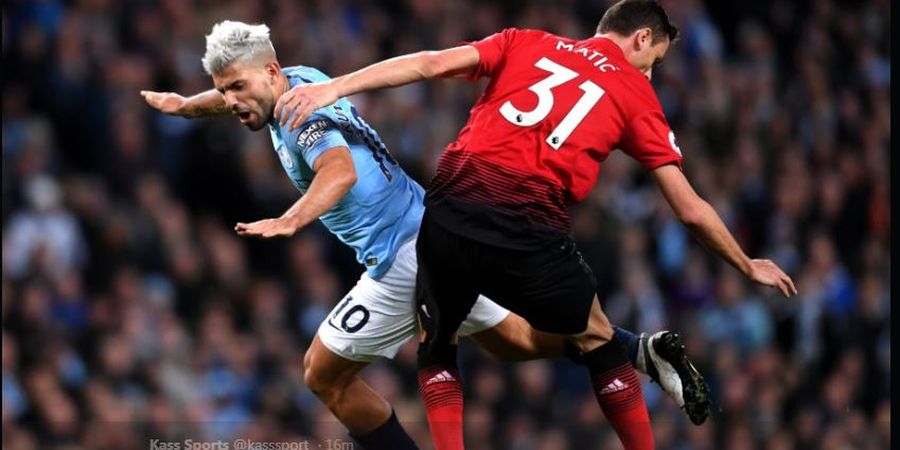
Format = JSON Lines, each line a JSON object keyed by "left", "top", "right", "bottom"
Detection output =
{"left": 141, "top": 20, "right": 709, "bottom": 449}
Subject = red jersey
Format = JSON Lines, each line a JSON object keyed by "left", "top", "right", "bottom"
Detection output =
{"left": 425, "top": 28, "right": 684, "bottom": 249}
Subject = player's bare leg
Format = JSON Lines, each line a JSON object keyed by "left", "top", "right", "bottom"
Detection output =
{"left": 469, "top": 313, "right": 566, "bottom": 360}
{"left": 566, "top": 296, "right": 655, "bottom": 450}
{"left": 303, "top": 335, "right": 418, "bottom": 449}
{"left": 471, "top": 313, "right": 711, "bottom": 425}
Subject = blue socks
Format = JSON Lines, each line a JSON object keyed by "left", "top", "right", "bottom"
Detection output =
{"left": 613, "top": 325, "right": 640, "bottom": 365}
{"left": 349, "top": 410, "right": 418, "bottom": 450}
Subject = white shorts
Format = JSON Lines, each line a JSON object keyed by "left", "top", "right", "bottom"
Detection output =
{"left": 317, "top": 235, "right": 510, "bottom": 362}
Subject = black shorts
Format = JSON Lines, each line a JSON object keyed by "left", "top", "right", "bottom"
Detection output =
{"left": 415, "top": 209, "right": 597, "bottom": 340}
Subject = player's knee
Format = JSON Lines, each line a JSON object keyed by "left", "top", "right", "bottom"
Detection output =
{"left": 568, "top": 311, "right": 614, "bottom": 353}
{"left": 301, "top": 351, "right": 319, "bottom": 391}
{"left": 304, "top": 364, "right": 347, "bottom": 408}
{"left": 302, "top": 346, "right": 314, "bottom": 371}
{"left": 302, "top": 350, "right": 341, "bottom": 401}
{"left": 303, "top": 366, "right": 327, "bottom": 395}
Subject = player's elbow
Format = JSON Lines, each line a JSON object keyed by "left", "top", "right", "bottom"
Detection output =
{"left": 344, "top": 170, "right": 358, "bottom": 189}
{"left": 336, "top": 165, "right": 357, "bottom": 190}
{"left": 676, "top": 210, "right": 702, "bottom": 229}
{"left": 673, "top": 198, "right": 707, "bottom": 229}
{"left": 318, "top": 149, "right": 357, "bottom": 191}
{"left": 417, "top": 51, "right": 451, "bottom": 78}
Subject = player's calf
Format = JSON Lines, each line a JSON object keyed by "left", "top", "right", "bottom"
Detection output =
{"left": 302, "top": 337, "right": 419, "bottom": 449}
{"left": 416, "top": 339, "right": 465, "bottom": 450}
{"left": 568, "top": 298, "right": 654, "bottom": 450}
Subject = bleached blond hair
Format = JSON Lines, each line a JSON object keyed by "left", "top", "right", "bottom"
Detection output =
{"left": 201, "top": 20, "right": 276, "bottom": 75}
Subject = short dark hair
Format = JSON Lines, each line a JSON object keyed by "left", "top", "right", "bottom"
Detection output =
{"left": 597, "top": 0, "right": 679, "bottom": 44}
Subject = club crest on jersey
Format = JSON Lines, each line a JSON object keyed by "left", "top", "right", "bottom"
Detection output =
{"left": 668, "top": 131, "right": 682, "bottom": 156}
{"left": 277, "top": 145, "right": 294, "bottom": 168}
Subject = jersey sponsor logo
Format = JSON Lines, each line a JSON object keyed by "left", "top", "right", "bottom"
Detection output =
{"left": 668, "top": 130, "right": 682, "bottom": 156}
{"left": 297, "top": 120, "right": 331, "bottom": 150}
{"left": 277, "top": 145, "right": 294, "bottom": 169}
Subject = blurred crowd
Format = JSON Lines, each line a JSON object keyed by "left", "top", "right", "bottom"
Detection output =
{"left": 1, "top": 0, "right": 891, "bottom": 449}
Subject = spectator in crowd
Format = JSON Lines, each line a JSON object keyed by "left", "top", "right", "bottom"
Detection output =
{"left": 2, "top": 1, "right": 890, "bottom": 449}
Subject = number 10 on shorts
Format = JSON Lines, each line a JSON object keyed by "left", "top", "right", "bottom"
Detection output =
{"left": 327, "top": 295, "right": 370, "bottom": 333}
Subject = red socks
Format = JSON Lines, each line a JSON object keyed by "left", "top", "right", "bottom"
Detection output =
{"left": 591, "top": 362, "right": 654, "bottom": 449}
{"left": 416, "top": 338, "right": 652, "bottom": 450}
{"left": 417, "top": 366, "right": 464, "bottom": 450}
{"left": 584, "top": 336, "right": 655, "bottom": 450}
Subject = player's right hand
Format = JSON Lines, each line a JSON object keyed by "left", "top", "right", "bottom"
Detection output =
{"left": 274, "top": 81, "right": 340, "bottom": 131}
{"left": 140, "top": 91, "right": 187, "bottom": 116}
{"left": 746, "top": 259, "right": 797, "bottom": 298}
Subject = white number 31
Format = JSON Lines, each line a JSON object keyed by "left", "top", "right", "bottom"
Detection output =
{"left": 500, "top": 57, "right": 605, "bottom": 150}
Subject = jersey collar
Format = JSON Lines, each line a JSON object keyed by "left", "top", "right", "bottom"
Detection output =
{"left": 584, "top": 36, "right": 627, "bottom": 61}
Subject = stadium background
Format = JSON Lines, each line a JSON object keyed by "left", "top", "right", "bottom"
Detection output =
{"left": 1, "top": 0, "right": 890, "bottom": 449}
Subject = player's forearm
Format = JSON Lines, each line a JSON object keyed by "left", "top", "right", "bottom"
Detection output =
{"left": 275, "top": 47, "right": 477, "bottom": 130}
{"left": 279, "top": 163, "right": 357, "bottom": 230}
{"left": 181, "top": 89, "right": 230, "bottom": 117}
{"left": 329, "top": 48, "right": 478, "bottom": 98}
{"left": 653, "top": 165, "right": 753, "bottom": 277}
{"left": 327, "top": 52, "right": 439, "bottom": 98}
{"left": 680, "top": 200, "right": 753, "bottom": 276}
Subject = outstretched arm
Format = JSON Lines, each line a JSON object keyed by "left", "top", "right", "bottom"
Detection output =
{"left": 652, "top": 165, "right": 797, "bottom": 298}
{"left": 234, "top": 147, "right": 357, "bottom": 238}
{"left": 140, "top": 89, "right": 231, "bottom": 117}
{"left": 275, "top": 45, "right": 481, "bottom": 130}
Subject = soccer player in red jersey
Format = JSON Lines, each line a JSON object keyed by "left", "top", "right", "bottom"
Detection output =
{"left": 276, "top": 1, "right": 798, "bottom": 449}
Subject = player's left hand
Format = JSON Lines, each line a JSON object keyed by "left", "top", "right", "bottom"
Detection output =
{"left": 234, "top": 217, "right": 300, "bottom": 239}
{"left": 274, "top": 82, "right": 340, "bottom": 132}
{"left": 746, "top": 258, "right": 798, "bottom": 298}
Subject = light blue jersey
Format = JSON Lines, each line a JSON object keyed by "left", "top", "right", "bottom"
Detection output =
{"left": 268, "top": 66, "right": 424, "bottom": 279}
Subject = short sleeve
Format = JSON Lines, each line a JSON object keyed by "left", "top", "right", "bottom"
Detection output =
{"left": 291, "top": 116, "right": 349, "bottom": 167}
{"left": 463, "top": 28, "right": 520, "bottom": 81}
{"left": 620, "top": 110, "right": 684, "bottom": 171}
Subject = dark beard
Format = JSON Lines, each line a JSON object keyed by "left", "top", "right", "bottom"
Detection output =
{"left": 246, "top": 106, "right": 274, "bottom": 131}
